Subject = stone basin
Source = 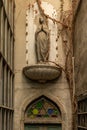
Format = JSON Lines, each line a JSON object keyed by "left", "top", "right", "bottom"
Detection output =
{"left": 23, "top": 64, "right": 62, "bottom": 83}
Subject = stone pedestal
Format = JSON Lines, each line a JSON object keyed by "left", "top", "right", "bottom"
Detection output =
{"left": 23, "top": 64, "right": 62, "bottom": 83}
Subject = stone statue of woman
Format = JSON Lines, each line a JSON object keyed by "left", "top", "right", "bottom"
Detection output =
{"left": 35, "top": 17, "right": 50, "bottom": 63}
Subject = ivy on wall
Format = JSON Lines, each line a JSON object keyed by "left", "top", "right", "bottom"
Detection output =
{"left": 35, "top": 0, "right": 73, "bottom": 87}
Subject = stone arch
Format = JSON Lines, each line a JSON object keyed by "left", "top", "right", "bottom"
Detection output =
{"left": 25, "top": 95, "right": 62, "bottom": 118}
{"left": 20, "top": 93, "right": 66, "bottom": 130}
{"left": 21, "top": 93, "right": 66, "bottom": 115}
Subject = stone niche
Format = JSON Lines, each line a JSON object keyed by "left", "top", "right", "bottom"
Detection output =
{"left": 23, "top": 1, "right": 65, "bottom": 82}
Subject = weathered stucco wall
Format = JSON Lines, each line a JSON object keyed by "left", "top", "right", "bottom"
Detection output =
{"left": 74, "top": 0, "right": 87, "bottom": 96}
{"left": 14, "top": 0, "right": 72, "bottom": 130}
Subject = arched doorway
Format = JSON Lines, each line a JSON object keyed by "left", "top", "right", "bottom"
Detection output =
{"left": 24, "top": 96, "right": 62, "bottom": 130}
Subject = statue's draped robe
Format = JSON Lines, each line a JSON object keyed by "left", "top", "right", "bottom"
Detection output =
{"left": 35, "top": 24, "right": 49, "bottom": 62}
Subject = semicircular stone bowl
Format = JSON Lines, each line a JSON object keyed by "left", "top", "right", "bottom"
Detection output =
{"left": 23, "top": 64, "right": 62, "bottom": 83}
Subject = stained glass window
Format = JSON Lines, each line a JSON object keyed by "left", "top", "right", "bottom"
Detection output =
{"left": 25, "top": 97, "right": 61, "bottom": 118}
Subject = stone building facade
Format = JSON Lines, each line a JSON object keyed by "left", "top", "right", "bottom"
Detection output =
{"left": 14, "top": 0, "right": 72, "bottom": 130}
{"left": 0, "top": 0, "right": 87, "bottom": 130}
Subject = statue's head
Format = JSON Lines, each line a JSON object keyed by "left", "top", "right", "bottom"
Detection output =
{"left": 39, "top": 17, "right": 44, "bottom": 24}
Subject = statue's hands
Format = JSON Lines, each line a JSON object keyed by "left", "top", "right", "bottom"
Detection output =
{"left": 41, "top": 25, "right": 43, "bottom": 30}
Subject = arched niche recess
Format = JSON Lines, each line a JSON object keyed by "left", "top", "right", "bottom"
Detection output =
{"left": 24, "top": 96, "right": 62, "bottom": 130}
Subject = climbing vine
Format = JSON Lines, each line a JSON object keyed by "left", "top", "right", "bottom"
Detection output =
{"left": 27, "top": 0, "right": 73, "bottom": 86}
{"left": 27, "top": 0, "right": 78, "bottom": 97}
{"left": 26, "top": 0, "right": 77, "bottom": 90}
{"left": 35, "top": 2, "right": 77, "bottom": 123}
{"left": 36, "top": 0, "right": 73, "bottom": 84}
